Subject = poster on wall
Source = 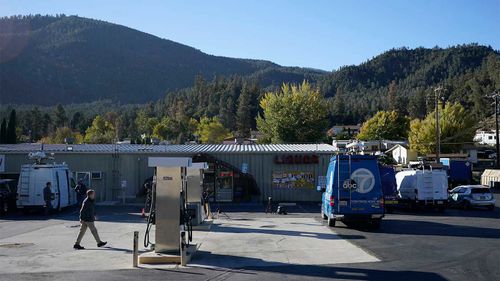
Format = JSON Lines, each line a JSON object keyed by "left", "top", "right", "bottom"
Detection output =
{"left": 0, "top": 155, "right": 4, "bottom": 172}
{"left": 272, "top": 171, "right": 315, "bottom": 189}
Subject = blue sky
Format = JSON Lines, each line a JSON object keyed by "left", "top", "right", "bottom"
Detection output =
{"left": 1, "top": 0, "right": 498, "bottom": 71}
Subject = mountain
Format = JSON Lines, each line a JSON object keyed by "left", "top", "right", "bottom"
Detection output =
{"left": 318, "top": 44, "right": 499, "bottom": 123}
{"left": 0, "top": 15, "right": 323, "bottom": 105}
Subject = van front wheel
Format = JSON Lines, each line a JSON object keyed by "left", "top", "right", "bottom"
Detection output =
{"left": 327, "top": 217, "right": 336, "bottom": 227}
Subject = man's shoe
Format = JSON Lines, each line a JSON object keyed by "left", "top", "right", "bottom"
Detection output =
{"left": 97, "top": 241, "right": 107, "bottom": 247}
{"left": 73, "top": 244, "right": 85, "bottom": 250}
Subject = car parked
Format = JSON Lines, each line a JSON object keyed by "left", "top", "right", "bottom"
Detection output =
{"left": 0, "top": 179, "right": 17, "bottom": 215}
{"left": 448, "top": 185, "right": 496, "bottom": 210}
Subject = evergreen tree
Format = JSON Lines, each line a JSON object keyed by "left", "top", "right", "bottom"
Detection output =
{"left": 6, "top": 109, "right": 17, "bottom": 144}
{"left": 236, "top": 84, "right": 253, "bottom": 138}
{"left": 218, "top": 95, "right": 235, "bottom": 131}
{"left": 54, "top": 104, "right": 68, "bottom": 127}
{"left": 331, "top": 87, "right": 346, "bottom": 124}
{"left": 387, "top": 81, "right": 398, "bottom": 111}
{"left": 70, "top": 112, "right": 84, "bottom": 131}
{"left": 41, "top": 113, "right": 53, "bottom": 137}
{"left": 0, "top": 118, "right": 6, "bottom": 144}
{"left": 408, "top": 90, "right": 427, "bottom": 119}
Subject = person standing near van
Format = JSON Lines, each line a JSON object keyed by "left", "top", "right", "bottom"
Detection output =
{"left": 75, "top": 180, "right": 87, "bottom": 206}
{"left": 43, "top": 182, "right": 54, "bottom": 215}
{"left": 73, "top": 189, "right": 107, "bottom": 250}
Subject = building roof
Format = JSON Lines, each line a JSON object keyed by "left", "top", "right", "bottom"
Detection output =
{"left": 385, "top": 144, "right": 409, "bottom": 154}
{"left": 0, "top": 143, "right": 335, "bottom": 154}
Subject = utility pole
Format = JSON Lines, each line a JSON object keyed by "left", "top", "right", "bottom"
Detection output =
{"left": 434, "top": 86, "right": 443, "bottom": 164}
{"left": 493, "top": 91, "right": 500, "bottom": 169}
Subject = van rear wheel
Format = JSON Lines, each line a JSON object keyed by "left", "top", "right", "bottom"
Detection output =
{"left": 370, "top": 219, "right": 381, "bottom": 230}
{"left": 327, "top": 217, "right": 336, "bottom": 227}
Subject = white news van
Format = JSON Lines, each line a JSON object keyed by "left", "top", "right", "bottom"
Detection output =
{"left": 395, "top": 169, "right": 448, "bottom": 210}
{"left": 17, "top": 152, "right": 77, "bottom": 211}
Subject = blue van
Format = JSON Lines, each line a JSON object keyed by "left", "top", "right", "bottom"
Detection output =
{"left": 321, "top": 155, "right": 384, "bottom": 228}
{"left": 379, "top": 164, "right": 398, "bottom": 212}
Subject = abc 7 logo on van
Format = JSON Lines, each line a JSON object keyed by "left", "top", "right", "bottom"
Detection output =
{"left": 342, "top": 168, "right": 375, "bottom": 194}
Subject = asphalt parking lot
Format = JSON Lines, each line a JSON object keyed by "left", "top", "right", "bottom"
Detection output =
{"left": 0, "top": 202, "right": 498, "bottom": 281}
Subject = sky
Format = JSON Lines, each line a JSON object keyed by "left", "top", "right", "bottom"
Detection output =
{"left": 1, "top": 0, "right": 499, "bottom": 71}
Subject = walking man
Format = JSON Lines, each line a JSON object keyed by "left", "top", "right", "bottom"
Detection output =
{"left": 73, "top": 189, "right": 107, "bottom": 250}
{"left": 43, "top": 182, "right": 54, "bottom": 215}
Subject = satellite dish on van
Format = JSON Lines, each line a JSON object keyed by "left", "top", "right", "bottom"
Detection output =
{"left": 28, "top": 150, "right": 54, "bottom": 164}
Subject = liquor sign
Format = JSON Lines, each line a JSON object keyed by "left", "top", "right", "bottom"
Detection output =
{"left": 274, "top": 154, "right": 319, "bottom": 165}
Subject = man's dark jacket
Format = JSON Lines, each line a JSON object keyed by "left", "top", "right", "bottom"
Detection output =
{"left": 43, "top": 186, "right": 53, "bottom": 202}
{"left": 80, "top": 197, "right": 95, "bottom": 222}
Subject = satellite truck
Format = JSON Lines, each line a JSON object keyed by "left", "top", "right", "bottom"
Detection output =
{"left": 320, "top": 155, "right": 385, "bottom": 229}
{"left": 395, "top": 160, "right": 448, "bottom": 211}
{"left": 17, "top": 150, "right": 77, "bottom": 212}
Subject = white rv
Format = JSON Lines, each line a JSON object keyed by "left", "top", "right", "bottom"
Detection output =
{"left": 395, "top": 169, "right": 448, "bottom": 208}
{"left": 17, "top": 152, "right": 77, "bottom": 211}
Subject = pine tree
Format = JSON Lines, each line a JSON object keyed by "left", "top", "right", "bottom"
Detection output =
{"left": 6, "top": 109, "right": 17, "bottom": 144}
{"left": 236, "top": 84, "right": 252, "bottom": 138}
{"left": 70, "top": 112, "right": 84, "bottom": 131}
{"left": 0, "top": 118, "right": 6, "bottom": 144}
{"left": 54, "top": 104, "right": 68, "bottom": 127}
{"left": 388, "top": 81, "right": 397, "bottom": 111}
{"left": 408, "top": 90, "right": 427, "bottom": 119}
{"left": 218, "top": 95, "right": 235, "bottom": 131}
{"left": 332, "top": 87, "right": 346, "bottom": 124}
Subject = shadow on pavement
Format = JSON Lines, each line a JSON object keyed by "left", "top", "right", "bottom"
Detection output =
{"left": 342, "top": 218, "right": 500, "bottom": 239}
{"left": 1, "top": 206, "right": 148, "bottom": 224}
{"left": 210, "top": 223, "right": 366, "bottom": 240}
{"left": 191, "top": 251, "right": 447, "bottom": 281}
{"left": 210, "top": 202, "right": 320, "bottom": 213}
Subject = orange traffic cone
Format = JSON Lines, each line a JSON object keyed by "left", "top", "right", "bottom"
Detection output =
{"left": 141, "top": 208, "right": 146, "bottom": 218}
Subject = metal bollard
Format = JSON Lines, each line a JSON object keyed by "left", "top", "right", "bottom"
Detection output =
{"left": 180, "top": 230, "right": 186, "bottom": 266}
{"left": 133, "top": 231, "right": 139, "bottom": 267}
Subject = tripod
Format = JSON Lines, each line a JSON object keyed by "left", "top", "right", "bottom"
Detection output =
{"left": 215, "top": 200, "right": 231, "bottom": 220}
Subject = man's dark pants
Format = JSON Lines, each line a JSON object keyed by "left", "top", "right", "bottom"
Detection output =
{"left": 45, "top": 200, "right": 51, "bottom": 215}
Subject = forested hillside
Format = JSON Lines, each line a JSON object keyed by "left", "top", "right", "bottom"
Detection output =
{"left": 321, "top": 45, "right": 499, "bottom": 124}
{"left": 0, "top": 15, "right": 323, "bottom": 104}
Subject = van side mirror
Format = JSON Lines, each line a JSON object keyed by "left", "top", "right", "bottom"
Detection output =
{"left": 316, "top": 186, "right": 326, "bottom": 193}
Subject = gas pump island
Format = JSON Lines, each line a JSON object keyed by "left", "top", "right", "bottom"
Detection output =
{"left": 139, "top": 157, "right": 208, "bottom": 265}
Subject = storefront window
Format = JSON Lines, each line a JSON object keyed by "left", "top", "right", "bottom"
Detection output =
{"left": 272, "top": 171, "right": 315, "bottom": 189}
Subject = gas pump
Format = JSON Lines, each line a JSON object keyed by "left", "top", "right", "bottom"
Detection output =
{"left": 186, "top": 163, "right": 208, "bottom": 225}
{"left": 139, "top": 157, "right": 197, "bottom": 265}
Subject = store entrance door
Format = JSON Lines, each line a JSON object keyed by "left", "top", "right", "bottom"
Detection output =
{"left": 216, "top": 170, "right": 233, "bottom": 202}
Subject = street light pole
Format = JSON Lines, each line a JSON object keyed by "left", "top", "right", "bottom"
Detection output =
{"left": 495, "top": 94, "right": 500, "bottom": 169}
